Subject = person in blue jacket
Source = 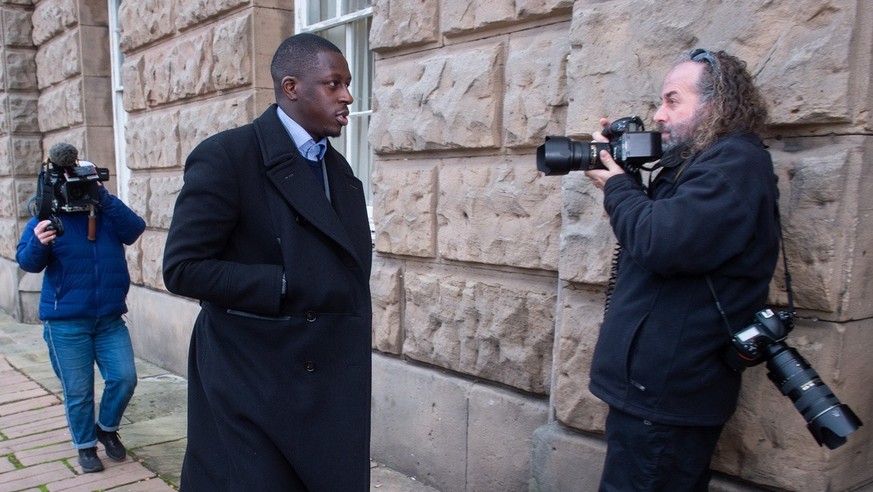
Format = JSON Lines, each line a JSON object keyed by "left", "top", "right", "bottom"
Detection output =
{"left": 583, "top": 49, "right": 779, "bottom": 491}
{"left": 17, "top": 180, "right": 146, "bottom": 473}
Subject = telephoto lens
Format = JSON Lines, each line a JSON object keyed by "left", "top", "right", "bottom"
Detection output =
{"left": 765, "top": 344, "right": 863, "bottom": 449}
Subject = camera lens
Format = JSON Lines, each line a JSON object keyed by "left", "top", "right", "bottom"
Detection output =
{"left": 536, "top": 136, "right": 608, "bottom": 175}
{"left": 766, "top": 344, "right": 862, "bottom": 449}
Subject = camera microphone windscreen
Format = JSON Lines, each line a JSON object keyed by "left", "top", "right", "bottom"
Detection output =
{"left": 48, "top": 143, "right": 79, "bottom": 167}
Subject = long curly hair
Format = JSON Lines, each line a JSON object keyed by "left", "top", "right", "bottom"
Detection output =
{"left": 677, "top": 49, "right": 769, "bottom": 154}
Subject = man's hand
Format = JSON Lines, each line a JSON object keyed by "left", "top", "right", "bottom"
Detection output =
{"left": 584, "top": 118, "right": 625, "bottom": 189}
{"left": 34, "top": 220, "right": 58, "bottom": 245}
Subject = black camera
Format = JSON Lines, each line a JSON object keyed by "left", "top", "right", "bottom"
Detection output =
{"left": 30, "top": 143, "right": 110, "bottom": 238}
{"left": 536, "top": 116, "right": 663, "bottom": 175}
{"left": 725, "top": 308, "right": 863, "bottom": 449}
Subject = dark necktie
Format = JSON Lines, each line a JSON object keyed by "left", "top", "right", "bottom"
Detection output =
{"left": 307, "top": 159, "right": 325, "bottom": 190}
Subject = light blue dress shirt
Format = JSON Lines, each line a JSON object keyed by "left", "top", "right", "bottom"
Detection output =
{"left": 276, "top": 106, "right": 329, "bottom": 197}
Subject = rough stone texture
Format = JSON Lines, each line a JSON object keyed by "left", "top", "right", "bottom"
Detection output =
{"left": 557, "top": 171, "right": 616, "bottom": 286}
{"left": 2, "top": 93, "right": 39, "bottom": 133}
{"left": 2, "top": 7, "right": 33, "bottom": 47}
{"left": 372, "top": 160, "right": 438, "bottom": 258}
{"left": 0, "top": 136, "right": 41, "bottom": 177}
{"left": 177, "top": 95, "right": 253, "bottom": 161}
{"left": 441, "top": 0, "right": 572, "bottom": 37}
{"left": 503, "top": 23, "right": 570, "bottom": 148}
{"left": 370, "top": 43, "right": 504, "bottom": 152}
{"left": 769, "top": 135, "right": 873, "bottom": 320}
{"left": 34, "top": 29, "right": 80, "bottom": 89}
{"left": 30, "top": 0, "right": 77, "bottom": 46}
{"left": 139, "top": 229, "right": 166, "bottom": 292}
{"left": 5, "top": 49, "right": 37, "bottom": 90}
{"left": 175, "top": 0, "right": 249, "bottom": 31}
{"left": 564, "top": 0, "right": 868, "bottom": 137}
{"left": 370, "top": 256, "right": 403, "bottom": 355}
{"left": 369, "top": 0, "right": 440, "bottom": 51}
{"left": 402, "top": 268, "right": 555, "bottom": 394}
{"left": 125, "top": 110, "right": 180, "bottom": 170}
{"left": 437, "top": 156, "right": 561, "bottom": 270}
{"left": 117, "top": 0, "right": 176, "bottom": 52}
{"left": 36, "top": 80, "right": 83, "bottom": 131}
{"left": 0, "top": 258, "right": 20, "bottom": 318}
{"left": 551, "top": 284, "right": 608, "bottom": 432}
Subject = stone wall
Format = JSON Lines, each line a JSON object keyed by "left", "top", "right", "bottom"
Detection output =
{"left": 2, "top": 0, "right": 872, "bottom": 491}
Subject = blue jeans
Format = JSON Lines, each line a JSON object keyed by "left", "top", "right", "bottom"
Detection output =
{"left": 44, "top": 316, "right": 137, "bottom": 449}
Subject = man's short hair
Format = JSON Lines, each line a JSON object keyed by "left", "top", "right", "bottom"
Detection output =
{"left": 270, "top": 33, "right": 343, "bottom": 86}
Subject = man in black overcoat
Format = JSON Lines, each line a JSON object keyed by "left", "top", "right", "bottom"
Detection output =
{"left": 163, "top": 33, "right": 372, "bottom": 491}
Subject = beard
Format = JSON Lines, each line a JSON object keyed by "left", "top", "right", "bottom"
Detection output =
{"left": 656, "top": 110, "right": 705, "bottom": 151}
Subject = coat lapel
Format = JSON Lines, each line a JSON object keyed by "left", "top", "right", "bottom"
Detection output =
{"left": 253, "top": 105, "right": 367, "bottom": 270}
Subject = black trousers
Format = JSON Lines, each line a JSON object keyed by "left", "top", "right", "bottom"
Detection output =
{"left": 599, "top": 407, "right": 725, "bottom": 492}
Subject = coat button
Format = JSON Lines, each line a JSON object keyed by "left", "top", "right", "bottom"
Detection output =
{"left": 305, "top": 311, "right": 317, "bottom": 322}
{"left": 304, "top": 361, "right": 316, "bottom": 372}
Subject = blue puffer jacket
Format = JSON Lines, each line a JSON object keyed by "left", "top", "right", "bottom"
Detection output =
{"left": 16, "top": 187, "right": 146, "bottom": 320}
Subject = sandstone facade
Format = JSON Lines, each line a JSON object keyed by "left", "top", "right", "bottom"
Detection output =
{"left": 0, "top": 0, "right": 871, "bottom": 490}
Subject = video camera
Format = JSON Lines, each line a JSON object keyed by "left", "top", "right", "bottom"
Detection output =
{"left": 725, "top": 308, "right": 862, "bottom": 449}
{"left": 31, "top": 143, "right": 110, "bottom": 239}
{"left": 536, "top": 116, "right": 663, "bottom": 175}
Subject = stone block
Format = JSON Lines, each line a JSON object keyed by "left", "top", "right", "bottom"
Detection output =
{"left": 370, "top": 0, "right": 439, "bottom": 51}
{"left": 121, "top": 55, "right": 146, "bottom": 111}
{"left": 211, "top": 13, "right": 253, "bottom": 91}
{"left": 0, "top": 258, "right": 21, "bottom": 318}
{"left": 125, "top": 110, "right": 180, "bottom": 170}
{"left": 37, "top": 80, "right": 83, "bottom": 131}
{"left": 2, "top": 7, "right": 34, "bottom": 47}
{"left": 551, "top": 284, "right": 608, "bottom": 433}
{"left": 442, "top": 0, "right": 573, "bottom": 37}
{"left": 147, "top": 30, "right": 215, "bottom": 106}
{"left": 437, "top": 155, "right": 561, "bottom": 270}
{"left": 530, "top": 421, "right": 604, "bottom": 492}
{"left": 79, "top": 25, "right": 110, "bottom": 77}
{"left": 564, "top": 1, "right": 865, "bottom": 137}
{"left": 402, "top": 268, "right": 555, "bottom": 394}
{"left": 558, "top": 171, "right": 615, "bottom": 285}
{"left": 178, "top": 95, "right": 253, "bottom": 160}
{"left": 503, "top": 23, "right": 570, "bottom": 148}
{"left": 176, "top": 0, "right": 250, "bottom": 31}
{"left": 126, "top": 285, "right": 196, "bottom": 377}
{"left": 370, "top": 43, "right": 504, "bottom": 152}
{"left": 118, "top": 0, "right": 176, "bottom": 52}
{"left": 769, "top": 135, "right": 873, "bottom": 320}
{"left": 146, "top": 173, "right": 182, "bottom": 230}
{"left": 0, "top": 179, "right": 14, "bottom": 217}
{"left": 31, "top": 0, "right": 78, "bottom": 46}
{"left": 370, "top": 256, "right": 403, "bottom": 354}
{"left": 371, "top": 354, "right": 472, "bottom": 492}
{"left": 8, "top": 137, "right": 43, "bottom": 177}
{"left": 467, "top": 384, "right": 549, "bottom": 492}
{"left": 35, "top": 29, "right": 80, "bottom": 89}
{"left": 0, "top": 217, "right": 20, "bottom": 261}
{"left": 5, "top": 50, "right": 37, "bottom": 91}
{"left": 139, "top": 230, "right": 166, "bottom": 292}
{"left": 372, "top": 160, "right": 437, "bottom": 258}
{"left": 5, "top": 94, "right": 40, "bottom": 133}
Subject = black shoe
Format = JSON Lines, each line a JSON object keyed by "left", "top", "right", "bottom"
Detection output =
{"left": 78, "top": 447, "right": 104, "bottom": 473}
{"left": 95, "top": 425, "right": 127, "bottom": 461}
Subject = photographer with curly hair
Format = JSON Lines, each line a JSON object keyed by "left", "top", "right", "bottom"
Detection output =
{"left": 584, "top": 49, "right": 780, "bottom": 491}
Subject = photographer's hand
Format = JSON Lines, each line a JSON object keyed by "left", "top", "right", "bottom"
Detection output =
{"left": 34, "top": 220, "right": 57, "bottom": 246}
{"left": 585, "top": 118, "right": 625, "bottom": 190}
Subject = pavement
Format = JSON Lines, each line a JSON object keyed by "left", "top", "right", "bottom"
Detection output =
{"left": 0, "top": 310, "right": 439, "bottom": 492}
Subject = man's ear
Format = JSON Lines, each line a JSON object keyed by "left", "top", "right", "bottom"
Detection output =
{"left": 281, "top": 76, "right": 298, "bottom": 100}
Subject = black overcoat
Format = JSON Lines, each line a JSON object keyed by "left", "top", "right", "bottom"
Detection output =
{"left": 163, "top": 105, "right": 373, "bottom": 491}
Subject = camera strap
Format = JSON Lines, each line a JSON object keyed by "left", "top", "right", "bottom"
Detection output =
{"left": 707, "top": 199, "right": 795, "bottom": 338}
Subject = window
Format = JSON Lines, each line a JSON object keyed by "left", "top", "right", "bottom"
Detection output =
{"left": 108, "top": 0, "right": 129, "bottom": 202}
{"left": 295, "top": 0, "right": 374, "bottom": 208}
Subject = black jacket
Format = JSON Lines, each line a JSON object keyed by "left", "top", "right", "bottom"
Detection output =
{"left": 588, "top": 133, "right": 779, "bottom": 426}
{"left": 163, "top": 105, "right": 372, "bottom": 490}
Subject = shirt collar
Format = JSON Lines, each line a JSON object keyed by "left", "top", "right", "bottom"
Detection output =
{"left": 276, "top": 106, "right": 327, "bottom": 162}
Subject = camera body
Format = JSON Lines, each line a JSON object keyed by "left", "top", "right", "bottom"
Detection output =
{"left": 725, "top": 308, "right": 863, "bottom": 449}
{"left": 32, "top": 143, "right": 110, "bottom": 238}
{"left": 536, "top": 116, "right": 663, "bottom": 176}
